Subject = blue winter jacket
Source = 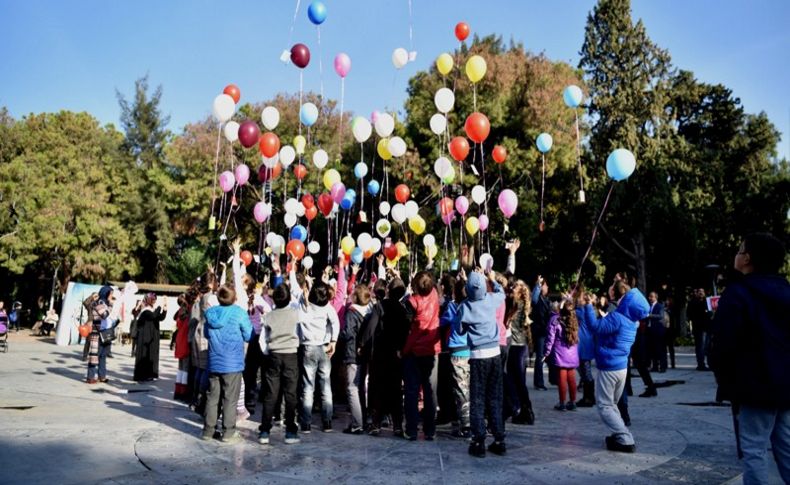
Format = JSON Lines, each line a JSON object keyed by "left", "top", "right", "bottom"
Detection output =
{"left": 576, "top": 303, "right": 597, "bottom": 361}
{"left": 205, "top": 304, "right": 253, "bottom": 373}
{"left": 458, "top": 272, "right": 505, "bottom": 353}
{"left": 588, "top": 289, "right": 649, "bottom": 371}
{"left": 440, "top": 301, "right": 469, "bottom": 356}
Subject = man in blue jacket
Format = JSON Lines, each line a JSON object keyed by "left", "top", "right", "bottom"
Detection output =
{"left": 202, "top": 285, "right": 253, "bottom": 443}
{"left": 710, "top": 233, "right": 790, "bottom": 484}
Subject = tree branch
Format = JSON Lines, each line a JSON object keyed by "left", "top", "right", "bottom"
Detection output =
{"left": 599, "top": 224, "right": 637, "bottom": 261}
{"left": 0, "top": 230, "right": 18, "bottom": 240}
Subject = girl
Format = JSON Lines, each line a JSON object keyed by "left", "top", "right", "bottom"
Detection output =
{"left": 340, "top": 285, "right": 373, "bottom": 434}
{"left": 506, "top": 279, "right": 535, "bottom": 424}
{"left": 544, "top": 299, "right": 580, "bottom": 411}
{"left": 173, "top": 294, "right": 191, "bottom": 402}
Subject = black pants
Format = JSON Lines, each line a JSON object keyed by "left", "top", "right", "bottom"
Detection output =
{"left": 506, "top": 344, "right": 532, "bottom": 414}
{"left": 369, "top": 353, "right": 403, "bottom": 431}
{"left": 436, "top": 352, "right": 456, "bottom": 423}
{"left": 260, "top": 352, "right": 299, "bottom": 434}
{"left": 243, "top": 333, "right": 264, "bottom": 407}
{"left": 470, "top": 355, "right": 504, "bottom": 443}
{"left": 693, "top": 328, "right": 708, "bottom": 368}
{"left": 500, "top": 343, "right": 513, "bottom": 419}
{"left": 403, "top": 355, "right": 437, "bottom": 438}
{"left": 665, "top": 330, "right": 676, "bottom": 368}
{"left": 633, "top": 335, "right": 655, "bottom": 390}
{"left": 649, "top": 327, "right": 667, "bottom": 371}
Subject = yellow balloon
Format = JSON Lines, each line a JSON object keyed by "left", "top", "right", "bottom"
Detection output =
{"left": 465, "top": 216, "right": 480, "bottom": 236}
{"left": 341, "top": 235, "right": 356, "bottom": 256}
{"left": 436, "top": 53, "right": 453, "bottom": 76}
{"left": 293, "top": 135, "right": 307, "bottom": 155}
{"left": 409, "top": 216, "right": 426, "bottom": 235}
{"left": 323, "top": 169, "right": 341, "bottom": 190}
{"left": 377, "top": 138, "right": 392, "bottom": 160}
{"left": 465, "top": 55, "right": 487, "bottom": 84}
{"left": 396, "top": 241, "right": 409, "bottom": 257}
{"left": 424, "top": 244, "right": 438, "bottom": 259}
{"left": 386, "top": 258, "right": 398, "bottom": 268}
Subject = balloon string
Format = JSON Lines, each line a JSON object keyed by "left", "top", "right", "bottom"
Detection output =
{"left": 574, "top": 182, "right": 615, "bottom": 287}
{"left": 540, "top": 153, "right": 546, "bottom": 225}
{"left": 299, "top": 72, "right": 303, "bottom": 137}
{"left": 337, "top": 78, "right": 345, "bottom": 160}
{"left": 317, "top": 26, "right": 325, "bottom": 102}
{"left": 473, "top": 84, "right": 477, "bottom": 112}
{"left": 210, "top": 123, "right": 222, "bottom": 220}
{"left": 575, "top": 109, "right": 584, "bottom": 193}
{"left": 407, "top": 0, "right": 414, "bottom": 53}
{"left": 286, "top": 0, "right": 302, "bottom": 51}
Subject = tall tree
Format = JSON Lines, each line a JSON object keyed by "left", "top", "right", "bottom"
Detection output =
{"left": 117, "top": 75, "right": 171, "bottom": 169}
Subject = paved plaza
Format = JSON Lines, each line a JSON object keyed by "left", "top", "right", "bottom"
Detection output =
{"left": 0, "top": 334, "right": 782, "bottom": 484}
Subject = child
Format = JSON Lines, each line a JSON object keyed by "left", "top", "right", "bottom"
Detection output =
{"left": 173, "top": 294, "right": 191, "bottom": 402}
{"left": 340, "top": 285, "right": 373, "bottom": 434}
{"left": 505, "top": 279, "right": 535, "bottom": 424}
{"left": 258, "top": 284, "right": 300, "bottom": 445}
{"left": 575, "top": 289, "right": 598, "bottom": 407}
{"left": 202, "top": 285, "right": 253, "bottom": 443}
{"left": 442, "top": 277, "right": 471, "bottom": 438}
{"left": 544, "top": 299, "right": 580, "bottom": 411}
{"left": 459, "top": 270, "right": 506, "bottom": 457}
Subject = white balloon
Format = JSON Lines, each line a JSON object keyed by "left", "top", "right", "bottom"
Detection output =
{"left": 423, "top": 234, "right": 436, "bottom": 247}
{"left": 405, "top": 200, "right": 419, "bottom": 219}
{"left": 429, "top": 113, "right": 446, "bottom": 136}
{"left": 265, "top": 232, "right": 277, "bottom": 247}
{"left": 284, "top": 198, "right": 299, "bottom": 214}
{"left": 279, "top": 146, "right": 296, "bottom": 168}
{"left": 434, "top": 157, "right": 453, "bottom": 178}
{"left": 471, "top": 185, "right": 486, "bottom": 205}
{"left": 479, "top": 253, "right": 494, "bottom": 272}
{"left": 374, "top": 113, "right": 395, "bottom": 138}
{"left": 224, "top": 121, "right": 240, "bottom": 142}
{"left": 284, "top": 213, "right": 297, "bottom": 228}
{"left": 262, "top": 154, "right": 279, "bottom": 168}
{"left": 370, "top": 238, "right": 382, "bottom": 254}
{"left": 354, "top": 162, "right": 368, "bottom": 179}
{"left": 212, "top": 94, "right": 235, "bottom": 123}
{"left": 261, "top": 106, "right": 280, "bottom": 130}
{"left": 295, "top": 203, "right": 306, "bottom": 217}
{"left": 376, "top": 219, "right": 391, "bottom": 238}
{"left": 392, "top": 47, "right": 409, "bottom": 69}
{"left": 352, "top": 116, "right": 372, "bottom": 143}
{"left": 302, "top": 256, "right": 314, "bottom": 270}
{"left": 272, "top": 236, "right": 286, "bottom": 254}
{"left": 434, "top": 88, "right": 455, "bottom": 114}
{"left": 379, "top": 201, "right": 391, "bottom": 216}
{"left": 357, "top": 232, "right": 373, "bottom": 251}
{"left": 388, "top": 136, "right": 407, "bottom": 157}
{"left": 391, "top": 203, "right": 407, "bottom": 224}
{"left": 308, "top": 241, "right": 321, "bottom": 254}
{"left": 313, "top": 149, "right": 329, "bottom": 169}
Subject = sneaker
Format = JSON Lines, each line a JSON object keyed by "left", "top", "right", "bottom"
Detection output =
{"left": 343, "top": 426, "right": 364, "bottom": 435}
{"left": 322, "top": 422, "right": 333, "bottom": 433}
{"left": 367, "top": 426, "right": 381, "bottom": 436}
{"left": 98, "top": 377, "right": 110, "bottom": 383}
{"left": 404, "top": 433, "right": 418, "bottom": 441}
{"left": 487, "top": 441, "right": 507, "bottom": 456}
{"left": 605, "top": 435, "right": 636, "bottom": 453}
{"left": 535, "top": 386, "right": 548, "bottom": 391}
{"left": 576, "top": 398, "right": 595, "bottom": 408}
{"left": 554, "top": 402, "right": 566, "bottom": 411}
{"left": 638, "top": 388, "right": 657, "bottom": 398}
{"left": 258, "top": 431, "right": 270, "bottom": 445}
{"left": 512, "top": 408, "right": 535, "bottom": 425}
{"left": 468, "top": 441, "right": 486, "bottom": 458}
{"left": 565, "top": 402, "right": 577, "bottom": 411}
{"left": 393, "top": 429, "right": 405, "bottom": 438}
{"left": 284, "top": 432, "right": 300, "bottom": 444}
{"left": 451, "top": 428, "right": 472, "bottom": 439}
{"left": 221, "top": 431, "right": 242, "bottom": 444}
{"left": 300, "top": 424, "right": 312, "bottom": 434}
{"left": 86, "top": 379, "right": 98, "bottom": 384}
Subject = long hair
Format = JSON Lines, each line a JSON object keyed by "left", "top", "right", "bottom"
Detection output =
{"left": 243, "top": 273, "right": 256, "bottom": 315}
{"left": 506, "top": 279, "right": 530, "bottom": 325}
{"left": 560, "top": 299, "right": 579, "bottom": 346}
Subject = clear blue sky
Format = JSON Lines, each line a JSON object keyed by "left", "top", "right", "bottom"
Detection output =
{"left": 1, "top": 0, "right": 788, "bottom": 159}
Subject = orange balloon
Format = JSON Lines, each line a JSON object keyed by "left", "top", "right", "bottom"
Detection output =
{"left": 287, "top": 239, "right": 305, "bottom": 260}
{"left": 223, "top": 84, "right": 241, "bottom": 104}
{"left": 439, "top": 197, "right": 454, "bottom": 216}
{"left": 394, "top": 184, "right": 410, "bottom": 204}
{"left": 305, "top": 205, "right": 318, "bottom": 221}
{"left": 259, "top": 132, "right": 280, "bottom": 158}
{"left": 78, "top": 324, "right": 91, "bottom": 338}
{"left": 293, "top": 164, "right": 307, "bottom": 180}
{"left": 455, "top": 22, "right": 470, "bottom": 42}
{"left": 364, "top": 249, "right": 373, "bottom": 260}
{"left": 464, "top": 112, "right": 490, "bottom": 143}
{"left": 240, "top": 250, "right": 253, "bottom": 266}
{"left": 449, "top": 136, "right": 470, "bottom": 162}
{"left": 492, "top": 145, "right": 507, "bottom": 164}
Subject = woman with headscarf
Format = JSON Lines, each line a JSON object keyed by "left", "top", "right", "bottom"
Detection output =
{"left": 134, "top": 293, "right": 167, "bottom": 382}
{"left": 84, "top": 286, "right": 115, "bottom": 384}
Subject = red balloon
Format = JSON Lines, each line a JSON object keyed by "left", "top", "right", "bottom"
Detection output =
{"left": 291, "top": 43, "right": 311, "bottom": 69}
{"left": 240, "top": 250, "right": 253, "bottom": 267}
{"left": 317, "top": 193, "right": 334, "bottom": 217}
{"left": 305, "top": 205, "right": 318, "bottom": 221}
{"left": 464, "top": 112, "right": 490, "bottom": 143}
{"left": 394, "top": 184, "right": 410, "bottom": 204}
{"left": 286, "top": 239, "right": 305, "bottom": 260}
{"left": 384, "top": 243, "right": 399, "bottom": 260}
{"left": 259, "top": 132, "right": 280, "bottom": 158}
{"left": 258, "top": 163, "right": 282, "bottom": 183}
{"left": 223, "top": 84, "right": 241, "bottom": 104}
{"left": 449, "top": 136, "right": 470, "bottom": 162}
{"left": 293, "top": 164, "right": 307, "bottom": 181}
{"left": 301, "top": 193, "right": 315, "bottom": 209}
{"left": 238, "top": 120, "right": 260, "bottom": 149}
{"left": 439, "top": 197, "right": 454, "bottom": 216}
{"left": 492, "top": 145, "right": 507, "bottom": 164}
{"left": 455, "top": 22, "right": 470, "bottom": 42}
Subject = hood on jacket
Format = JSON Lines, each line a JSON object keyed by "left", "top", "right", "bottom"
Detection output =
{"left": 205, "top": 305, "right": 244, "bottom": 329}
{"left": 616, "top": 289, "right": 650, "bottom": 322}
{"left": 742, "top": 274, "right": 790, "bottom": 310}
{"left": 466, "top": 272, "right": 487, "bottom": 301}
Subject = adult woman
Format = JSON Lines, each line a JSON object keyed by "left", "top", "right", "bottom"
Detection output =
{"left": 85, "top": 286, "right": 115, "bottom": 384}
{"left": 134, "top": 293, "right": 166, "bottom": 382}
{"left": 505, "top": 279, "right": 535, "bottom": 424}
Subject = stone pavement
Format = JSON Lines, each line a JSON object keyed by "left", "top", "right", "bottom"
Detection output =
{"left": 0, "top": 333, "right": 782, "bottom": 484}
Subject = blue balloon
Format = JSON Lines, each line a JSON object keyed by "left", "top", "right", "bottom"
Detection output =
{"left": 290, "top": 225, "right": 307, "bottom": 242}
{"left": 563, "top": 85, "right": 583, "bottom": 108}
{"left": 351, "top": 247, "right": 364, "bottom": 264}
{"left": 536, "top": 133, "right": 553, "bottom": 153}
{"left": 307, "top": 1, "right": 327, "bottom": 25}
{"left": 354, "top": 162, "right": 368, "bottom": 179}
{"left": 300, "top": 103, "right": 319, "bottom": 127}
{"left": 606, "top": 148, "right": 636, "bottom": 181}
{"left": 367, "top": 180, "right": 380, "bottom": 196}
{"left": 340, "top": 189, "right": 356, "bottom": 210}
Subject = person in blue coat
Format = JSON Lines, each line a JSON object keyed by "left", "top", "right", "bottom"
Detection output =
{"left": 575, "top": 289, "right": 598, "bottom": 407}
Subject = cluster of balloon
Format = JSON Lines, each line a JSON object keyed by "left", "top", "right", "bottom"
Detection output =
{"left": 563, "top": 84, "right": 586, "bottom": 202}
{"left": 536, "top": 132, "right": 553, "bottom": 232}
{"left": 209, "top": 84, "right": 245, "bottom": 231}
{"left": 383, "top": 239, "right": 409, "bottom": 266}
{"left": 422, "top": 234, "right": 438, "bottom": 259}
{"left": 339, "top": 232, "right": 381, "bottom": 265}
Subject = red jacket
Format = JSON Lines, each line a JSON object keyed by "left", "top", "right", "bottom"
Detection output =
{"left": 402, "top": 290, "right": 441, "bottom": 357}
{"left": 174, "top": 310, "right": 190, "bottom": 360}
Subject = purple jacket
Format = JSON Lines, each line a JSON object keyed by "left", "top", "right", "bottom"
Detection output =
{"left": 544, "top": 313, "right": 579, "bottom": 368}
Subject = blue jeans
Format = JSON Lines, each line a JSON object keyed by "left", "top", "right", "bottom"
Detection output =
{"left": 299, "top": 345, "right": 333, "bottom": 429}
{"left": 403, "top": 355, "right": 438, "bottom": 438}
{"left": 739, "top": 405, "right": 790, "bottom": 484}
{"left": 87, "top": 343, "right": 109, "bottom": 380}
{"left": 533, "top": 336, "right": 546, "bottom": 388}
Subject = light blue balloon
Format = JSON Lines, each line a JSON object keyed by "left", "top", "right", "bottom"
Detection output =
{"left": 354, "top": 162, "right": 368, "bottom": 179}
{"left": 367, "top": 180, "right": 380, "bottom": 195}
{"left": 307, "top": 1, "right": 327, "bottom": 25}
{"left": 351, "top": 247, "right": 364, "bottom": 264}
{"left": 606, "top": 148, "right": 636, "bottom": 181}
{"left": 300, "top": 103, "right": 319, "bottom": 127}
{"left": 290, "top": 225, "right": 307, "bottom": 242}
{"left": 563, "top": 85, "right": 583, "bottom": 108}
{"left": 536, "top": 133, "right": 553, "bottom": 153}
{"left": 340, "top": 189, "right": 356, "bottom": 210}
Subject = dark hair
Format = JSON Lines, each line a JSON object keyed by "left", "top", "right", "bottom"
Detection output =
{"left": 177, "top": 294, "right": 188, "bottom": 308}
{"left": 743, "top": 233, "right": 785, "bottom": 274}
{"left": 272, "top": 284, "right": 290, "bottom": 309}
{"left": 453, "top": 279, "right": 467, "bottom": 303}
{"left": 217, "top": 285, "right": 236, "bottom": 306}
{"left": 295, "top": 272, "right": 307, "bottom": 289}
{"left": 373, "top": 279, "right": 387, "bottom": 301}
{"left": 411, "top": 271, "right": 435, "bottom": 297}
{"left": 308, "top": 282, "right": 330, "bottom": 306}
{"left": 560, "top": 300, "right": 579, "bottom": 346}
{"left": 611, "top": 281, "right": 631, "bottom": 301}
{"left": 387, "top": 278, "right": 406, "bottom": 301}
{"left": 352, "top": 285, "right": 371, "bottom": 306}
{"left": 200, "top": 271, "right": 218, "bottom": 294}
{"left": 441, "top": 274, "right": 456, "bottom": 299}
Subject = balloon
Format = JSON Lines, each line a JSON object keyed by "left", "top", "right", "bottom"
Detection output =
{"left": 300, "top": 103, "right": 319, "bottom": 127}
{"left": 293, "top": 164, "right": 307, "bottom": 180}
{"left": 287, "top": 239, "right": 306, "bottom": 260}
{"left": 404, "top": 200, "right": 419, "bottom": 219}
{"left": 238, "top": 120, "right": 260, "bottom": 148}
{"left": 449, "top": 137, "right": 470, "bottom": 161}
{"left": 439, "top": 197, "right": 454, "bottom": 216}
{"left": 253, "top": 202, "right": 271, "bottom": 223}
{"left": 498, "top": 189, "right": 518, "bottom": 218}
{"left": 308, "top": 241, "right": 320, "bottom": 254}
{"left": 302, "top": 256, "right": 314, "bottom": 270}
{"left": 258, "top": 163, "right": 282, "bottom": 182}
{"left": 284, "top": 213, "right": 297, "bottom": 228}
{"left": 357, "top": 233, "right": 373, "bottom": 251}
{"left": 492, "top": 145, "right": 507, "bottom": 164}
{"left": 606, "top": 148, "right": 636, "bottom": 181}
{"left": 394, "top": 184, "right": 410, "bottom": 203}
{"left": 285, "top": 198, "right": 300, "bottom": 215}
{"left": 291, "top": 43, "right": 310, "bottom": 68}
{"left": 234, "top": 164, "right": 250, "bottom": 186}
{"left": 455, "top": 196, "right": 470, "bottom": 216}
{"left": 223, "top": 84, "right": 241, "bottom": 104}
{"left": 376, "top": 219, "right": 391, "bottom": 238}
{"left": 397, "top": 241, "right": 409, "bottom": 257}
{"left": 351, "top": 116, "right": 372, "bottom": 143}
{"left": 392, "top": 48, "right": 408, "bottom": 69}
{"left": 305, "top": 205, "right": 317, "bottom": 221}
{"left": 213, "top": 94, "right": 235, "bottom": 122}
{"left": 259, "top": 132, "right": 280, "bottom": 158}
{"left": 429, "top": 113, "right": 447, "bottom": 135}
{"left": 313, "top": 149, "right": 329, "bottom": 169}
{"left": 442, "top": 211, "right": 456, "bottom": 225}
{"left": 261, "top": 106, "right": 280, "bottom": 130}
{"left": 465, "top": 55, "right": 487, "bottom": 83}
{"left": 379, "top": 201, "right": 391, "bottom": 216}
{"left": 349, "top": 247, "right": 363, "bottom": 264}
{"left": 370, "top": 110, "right": 380, "bottom": 125}
{"left": 465, "top": 216, "right": 480, "bottom": 236}
{"left": 240, "top": 250, "right": 253, "bottom": 267}
{"left": 434, "top": 88, "right": 455, "bottom": 113}
{"left": 294, "top": 202, "right": 306, "bottom": 217}
{"left": 290, "top": 225, "right": 308, "bottom": 242}
{"left": 78, "top": 324, "right": 91, "bottom": 338}
{"left": 479, "top": 253, "right": 494, "bottom": 272}
{"left": 374, "top": 113, "right": 395, "bottom": 138}
{"left": 464, "top": 112, "right": 490, "bottom": 143}
{"left": 423, "top": 234, "right": 435, "bottom": 247}
{"left": 302, "top": 193, "right": 315, "bottom": 210}
{"left": 384, "top": 243, "right": 399, "bottom": 261}
{"left": 317, "top": 193, "right": 333, "bottom": 216}
{"left": 293, "top": 135, "right": 307, "bottom": 155}
{"left": 479, "top": 214, "right": 489, "bottom": 232}
{"left": 455, "top": 22, "right": 470, "bottom": 41}
{"left": 391, "top": 204, "right": 406, "bottom": 224}
{"left": 388, "top": 137, "right": 407, "bottom": 157}
{"left": 323, "top": 169, "right": 341, "bottom": 190}
{"left": 279, "top": 145, "right": 296, "bottom": 168}
{"left": 307, "top": 1, "right": 327, "bottom": 25}
{"left": 370, "top": 238, "right": 382, "bottom": 254}
{"left": 377, "top": 138, "right": 392, "bottom": 160}
{"left": 262, "top": 153, "right": 279, "bottom": 169}
{"left": 341, "top": 236, "right": 355, "bottom": 255}
{"left": 471, "top": 185, "right": 486, "bottom": 205}
{"left": 442, "top": 168, "right": 456, "bottom": 185}
{"left": 219, "top": 171, "right": 235, "bottom": 192}
{"left": 434, "top": 156, "right": 453, "bottom": 179}
{"left": 536, "top": 133, "right": 553, "bottom": 153}
{"left": 340, "top": 191, "right": 355, "bottom": 210}
{"left": 436, "top": 53, "right": 453, "bottom": 76}
{"left": 354, "top": 162, "right": 368, "bottom": 179}
{"left": 334, "top": 52, "right": 351, "bottom": 78}
{"left": 563, "top": 85, "right": 583, "bottom": 108}
{"left": 223, "top": 121, "right": 240, "bottom": 142}
{"left": 408, "top": 216, "right": 426, "bottom": 235}
{"left": 425, "top": 244, "right": 438, "bottom": 259}
{"left": 331, "top": 182, "right": 346, "bottom": 204}
{"left": 367, "top": 179, "right": 380, "bottom": 195}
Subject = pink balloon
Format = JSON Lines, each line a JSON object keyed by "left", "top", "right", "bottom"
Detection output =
{"left": 455, "top": 196, "right": 469, "bottom": 216}
{"left": 371, "top": 110, "right": 380, "bottom": 125}
{"left": 442, "top": 211, "right": 456, "bottom": 225}
{"left": 334, "top": 52, "right": 351, "bottom": 78}
{"left": 497, "top": 189, "right": 518, "bottom": 218}
{"left": 219, "top": 171, "right": 235, "bottom": 193}
{"left": 253, "top": 202, "right": 270, "bottom": 223}
{"left": 330, "top": 182, "right": 346, "bottom": 204}
{"left": 479, "top": 214, "right": 489, "bottom": 232}
{"left": 234, "top": 164, "right": 250, "bottom": 186}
